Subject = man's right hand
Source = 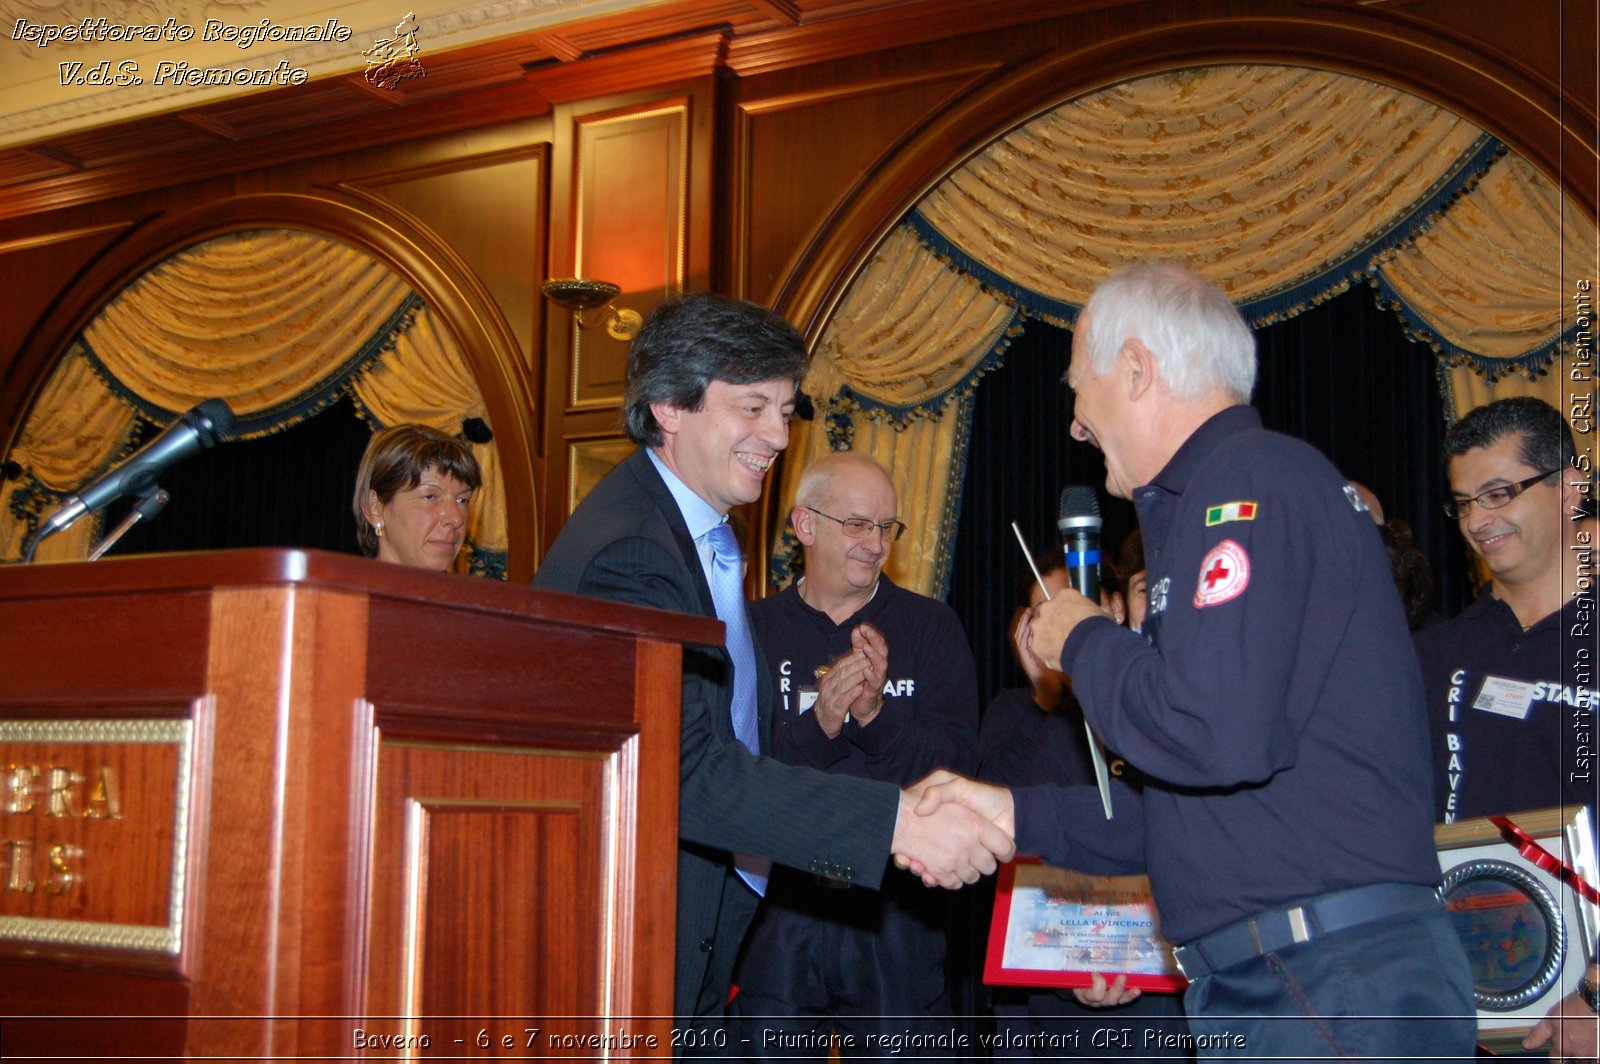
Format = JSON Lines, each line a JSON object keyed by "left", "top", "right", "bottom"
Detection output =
{"left": 1013, "top": 609, "right": 1065, "bottom": 710}
{"left": 890, "top": 771, "right": 1015, "bottom": 888}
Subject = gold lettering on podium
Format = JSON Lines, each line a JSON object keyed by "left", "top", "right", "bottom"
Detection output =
{"left": 84, "top": 768, "right": 120, "bottom": 820}
{"left": 48, "top": 768, "right": 81, "bottom": 817}
{"left": 5, "top": 765, "right": 122, "bottom": 820}
{"left": 0, "top": 717, "right": 191, "bottom": 956}
{"left": 4, "top": 765, "right": 37, "bottom": 814}
{"left": 4, "top": 839, "right": 34, "bottom": 892}
{"left": 46, "top": 844, "right": 80, "bottom": 895}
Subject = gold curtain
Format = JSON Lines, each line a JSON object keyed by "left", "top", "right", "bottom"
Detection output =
{"left": 2, "top": 229, "right": 510, "bottom": 569}
{"left": 916, "top": 65, "right": 1491, "bottom": 310}
{"left": 0, "top": 348, "right": 135, "bottom": 562}
{"left": 795, "top": 65, "right": 1594, "bottom": 596}
{"left": 82, "top": 229, "right": 409, "bottom": 422}
{"left": 1376, "top": 155, "right": 1599, "bottom": 423}
{"left": 772, "top": 227, "right": 1015, "bottom": 595}
{"left": 350, "top": 302, "right": 512, "bottom": 561}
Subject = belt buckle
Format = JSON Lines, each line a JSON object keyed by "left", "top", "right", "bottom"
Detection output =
{"left": 1172, "top": 945, "right": 1193, "bottom": 980}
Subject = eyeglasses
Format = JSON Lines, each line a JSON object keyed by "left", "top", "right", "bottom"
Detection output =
{"left": 803, "top": 506, "right": 906, "bottom": 542}
{"left": 1444, "top": 469, "right": 1560, "bottom": 519}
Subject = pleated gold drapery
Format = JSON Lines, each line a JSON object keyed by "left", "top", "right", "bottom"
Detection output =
{"left": 2, "top": 230, "right": 508, "bottom": 573}
{"left": 781, "top": 65, "right": 1596, "bottom": 596}
{"left": 771, "top": 227, "right": 1015, "bottom": 596}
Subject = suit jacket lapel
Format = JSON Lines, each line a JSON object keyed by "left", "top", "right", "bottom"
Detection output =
{"left": 624, "top": 448, "right": 774, "bottom": 749}
{"left": 624, "top": 448, "right": 717, "bottom": 617}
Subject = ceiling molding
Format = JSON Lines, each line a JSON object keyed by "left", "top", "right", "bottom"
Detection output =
{"left": 524, "top": 31, "right": 728, "bottom": 102}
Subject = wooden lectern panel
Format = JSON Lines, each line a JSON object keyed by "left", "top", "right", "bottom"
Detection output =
{"left": 366, "top": 740, "right": 609, "bottom": 1044}
{"left": 0, "top": 550, "right": 712, "bottom": 1059}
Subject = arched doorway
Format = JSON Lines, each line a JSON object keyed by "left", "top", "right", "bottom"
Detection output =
{"left": 0, "top": 194, "right": 538, "bottom": 579}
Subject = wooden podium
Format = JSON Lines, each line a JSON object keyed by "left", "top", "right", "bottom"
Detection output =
{"left": 0, "top": 549, "right": 713, "bottom": 1059}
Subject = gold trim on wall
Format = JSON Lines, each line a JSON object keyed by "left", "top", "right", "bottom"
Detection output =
{"left": 567, "top": 435, "right": 636, "bottom": 514}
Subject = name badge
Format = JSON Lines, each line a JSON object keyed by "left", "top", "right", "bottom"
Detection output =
{"left": 797, "top": 688, "right": 819, "bottom": 716}
{"left": 1473, "top": 675, "right": 1537, "bottom": 720}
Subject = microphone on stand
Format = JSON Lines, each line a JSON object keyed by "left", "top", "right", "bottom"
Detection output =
{"left": 36, "top": 399, "right": 235, "bottom": 540}
{"left": 1057, "top": 485, "right": 1102, "bottom": 601}
{"left": 21, "top": 399, "right": 235, "bottom": 563}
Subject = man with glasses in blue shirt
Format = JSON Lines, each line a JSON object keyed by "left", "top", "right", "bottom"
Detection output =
{"left": 1417, "top": 395, "right": 1597, "bottom": 1059}
{"left": 728, "top": 451, "right": 980, "bottom": 1057}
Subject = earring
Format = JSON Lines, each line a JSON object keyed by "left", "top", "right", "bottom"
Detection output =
{"left": 375, "top": 521, "right": 384, "bottom": 536}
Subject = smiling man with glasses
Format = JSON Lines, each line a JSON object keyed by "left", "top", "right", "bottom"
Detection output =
{"left": 1417, "top": 395, "right": 1597, "bottom": 1060}
{"left": 727, "top": 450, "right": 980, "bottom": 1056}
{"left": 1443, "top": 467, "right": 1562, "bottom": 520}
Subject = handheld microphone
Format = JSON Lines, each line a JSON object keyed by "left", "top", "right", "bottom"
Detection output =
{"left": 1057, "top": 485, "right": 1102, "bottom": 601}
{"left": 39, "top": 398, "right": 236, "bottom": 538}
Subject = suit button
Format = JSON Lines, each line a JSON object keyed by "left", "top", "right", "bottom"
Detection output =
{"left": 700, "top": 938, "right": 714, "bottom": 954}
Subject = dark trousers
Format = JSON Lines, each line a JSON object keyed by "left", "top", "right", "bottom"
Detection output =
{"left": 991, "top": 988, "right": 1193, "bottom": 1060}
{"left": 1182, "top": 907, "right": 1476, "bottom": 1061}
{"left": 726, "top": 879, "right": 949, "bottom": 1061}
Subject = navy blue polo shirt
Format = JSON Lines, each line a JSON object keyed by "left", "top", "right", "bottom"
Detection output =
{"left": 1014, "top": 406, "right": 1445, "bottom": 944}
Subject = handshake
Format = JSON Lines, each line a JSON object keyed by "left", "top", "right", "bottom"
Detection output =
{"left": 890, "top": 771, "right": 1017, "bottom": 888}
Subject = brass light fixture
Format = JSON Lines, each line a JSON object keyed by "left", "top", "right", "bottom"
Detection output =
{"left": 541, "top": 278, "right": 642, "bottom": 341}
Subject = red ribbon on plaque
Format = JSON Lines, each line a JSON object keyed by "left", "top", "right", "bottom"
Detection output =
{"left": 1488, "top": 814, "right": 1600, "bottom": 907}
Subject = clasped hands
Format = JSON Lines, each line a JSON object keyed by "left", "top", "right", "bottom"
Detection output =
{"left": 890, "top": 770, "right": 1017, "bottom": 888}
{"left": 883, "top": 589, "right": 1108, "bottom": 891}
{"left": 813, "top": 622, "right": 888, "bottom": 738}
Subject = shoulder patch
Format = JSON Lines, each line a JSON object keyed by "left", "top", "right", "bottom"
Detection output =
{"left": 1204, "top": 501, "right": 1258, "bottom": 527}
{"left": 1194, "top": 539, "right": 1250, "bottom": 609}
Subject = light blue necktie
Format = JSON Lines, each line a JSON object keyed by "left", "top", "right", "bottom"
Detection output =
{"left": 705, "top": 521, "right": 770, "bottom": 896}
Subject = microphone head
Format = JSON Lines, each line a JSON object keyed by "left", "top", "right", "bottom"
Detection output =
{"left": 1057, "top": 485, "right": 1102, "bottom": 531}
{"left": 187, "top": 399, "right": 237, "bottom": 447}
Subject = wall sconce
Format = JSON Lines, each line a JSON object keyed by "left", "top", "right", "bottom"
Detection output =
{"left": 541, "top": 278, "right": 642, "bottom": 341}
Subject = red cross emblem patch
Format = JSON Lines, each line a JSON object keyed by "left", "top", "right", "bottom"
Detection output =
{"left": 1194, "top": 539, "right": 1250, "bottom": 609}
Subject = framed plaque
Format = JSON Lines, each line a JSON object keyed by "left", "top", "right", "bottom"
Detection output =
{"left": 1436, "top": 807, "right": 1599, "bottom": 1052}
{"left": 984, "top": 857, "right": 1186, "bottom": 992}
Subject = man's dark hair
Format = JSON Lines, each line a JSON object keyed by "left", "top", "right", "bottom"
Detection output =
{"left": 622, "top": 293, "right": 809, "bottom": 447}
{"left": 1444, "top": 396, "right": 1577, "bottom": 474}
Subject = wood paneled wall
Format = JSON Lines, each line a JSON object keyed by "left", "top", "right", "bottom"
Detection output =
{"left": 0, "top": 0, "right": 1592, "bottom": 579}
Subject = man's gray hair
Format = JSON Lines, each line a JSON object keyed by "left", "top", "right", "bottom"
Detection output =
{"left": 1078, "top": 259, "right": 1257, "bottom": 403}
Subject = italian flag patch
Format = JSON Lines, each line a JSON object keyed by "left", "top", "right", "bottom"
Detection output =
{"left": 1204, "top": 501, "right": 1258, "bottom": 526}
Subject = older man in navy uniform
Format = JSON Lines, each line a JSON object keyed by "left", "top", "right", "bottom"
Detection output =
{"left": 912, "top": 260, "right": 1475, "bottom": 1060}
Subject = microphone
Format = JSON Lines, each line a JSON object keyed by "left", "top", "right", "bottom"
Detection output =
{"left": 1057, "top": 485, "right": 1102, "bottom": 601}
{"left": 39, "top": 398, "right": 236, "bottom": 538}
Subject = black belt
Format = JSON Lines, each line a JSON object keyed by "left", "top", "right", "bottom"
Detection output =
{"left": 1172, "top": 882, "right": 1443, "bottom": 980}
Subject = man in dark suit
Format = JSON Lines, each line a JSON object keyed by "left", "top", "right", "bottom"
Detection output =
{"left": 534, "top": 293, "right": 1013, "bottom": 1053}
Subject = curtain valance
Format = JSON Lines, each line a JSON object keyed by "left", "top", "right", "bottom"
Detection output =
{"left": 783, "top": 65, "right": 1595, "bottom": 597}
